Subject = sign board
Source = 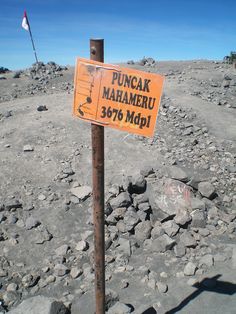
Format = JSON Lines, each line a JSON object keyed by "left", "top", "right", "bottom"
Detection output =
{"left": 73, "top": 58, "right": 164, "bottom": 137}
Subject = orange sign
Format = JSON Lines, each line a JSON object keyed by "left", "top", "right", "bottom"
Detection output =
{"left": 73, "top": 58, "right": 164, "bottom": 137}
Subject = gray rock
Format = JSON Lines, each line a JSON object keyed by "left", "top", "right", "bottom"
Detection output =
{"left": 22, "top": 273, "right": 39, "bottom": 288}
{"left": 156, "top": 281, "right": 168, "bottom": 293}
{"left": 174, "top": 242, "right": 186, "bottom": 258}
{"left": 70, "top": 185, "right": 92, "bottom": 201}
{"left": 151, "top": 223, "right": 165, "bottom": 239}
{"left": 33, "top": 225, "right": 53, "bottom": 244}
{"left": 184, "top": 262, "right": 197, "bottom": 276}
{"left": 133, "top": 193, "right": 149, "bottom": 207}
{"left": 55, "top": 244, "right": 69, "bottom": 256}
{"left": 105, "top": 289, "right": 119, "bottom": 311}
{"left": 70, "top": 267, "right": 83, "bottom": 279}
{"left": 162, "top": 220, "right": 180, "bottom": 237}
{"left": 140, "top": 166, "right": 154, "bottom": 177}
{"left": 25, "top": 216, "right": 40, "bottom": 230}
{"left": 123, "top": 208, "right": 140, "bottom": 231}
{"left": 174, "top": 209, "right": 192, "bottom": 226}
{"left": 190, "top": 198, "right": 205, "bottom": 210}
{"left": 110, "top": 192, "right": 132, "bottom": 210}
{"left": 191, "top": 210, "right": 206, "bottom": 228}
{"left": 37, "top": 105, "right": 48, "bottom": 112}
{"left": 8, "top": 295, "right": 69, "bottom": 314}
{"left": 198, "top": 182, "right": 216, "bottom": 199}
{"left": 5, "top": 200, "right": 22, "bottom": 211}
{"left": 167, "top": 166, "right": 188, "bottom": 182}
{"left": 129, "top": 174, "right": 146, "bottom": 194}
{"left": 23, "top": 145, "right": 34, "bottom": 152}
{"left": 151, "top": 234, "right": 176, "bottom": 253}
{"left": 107, "top": 302, "right": 132, "bottom": 314}
{"left": 116, "top": 238, "right": 131, "bottom": 256}
{"left": 180, "top": 231, "right": 197, "bottom": 248}
{"left": 199, "top": 254, "right": 214, "bottom": 267}
{"left": 54, "top": 264, "right": 69, "bottom": 277}
{"left": 75, "top": 240, "right": 89, "bottom": 251}
{"left": 137, "top": 202, "right": 150, "bottom": 212}
{"left": 134, "top": 221, "right": 152, "bottom": 241}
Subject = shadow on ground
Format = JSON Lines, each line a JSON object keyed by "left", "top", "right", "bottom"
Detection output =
{"left": 165, "top": 274, "right": 236, "bottom": 314}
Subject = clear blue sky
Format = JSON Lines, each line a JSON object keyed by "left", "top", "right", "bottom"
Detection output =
{"left": 1, "top": 0, "right": 236, "bottom": 70}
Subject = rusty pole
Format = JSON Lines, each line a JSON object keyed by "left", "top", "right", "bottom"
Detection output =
{"left": 90, "top": 39, "right": 105, "bottom": 314}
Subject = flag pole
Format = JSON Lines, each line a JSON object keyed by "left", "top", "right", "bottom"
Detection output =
{"left": 26, "top": 13, "right": 39, "bottom": 63}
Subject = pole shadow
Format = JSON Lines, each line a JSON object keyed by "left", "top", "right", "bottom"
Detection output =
{"left": 165, "top": 274, "right": 236, "bottom": 314}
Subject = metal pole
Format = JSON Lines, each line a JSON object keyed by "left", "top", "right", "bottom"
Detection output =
{"left": 90, "top": 39, "right": 105, "bottom": 314}
{"left": 26, "top": 15, "right": 39, "bottom": 63}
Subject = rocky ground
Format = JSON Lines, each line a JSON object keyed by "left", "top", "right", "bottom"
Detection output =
{"left": 0, "top": 59, "right": 236, "bottom": 314}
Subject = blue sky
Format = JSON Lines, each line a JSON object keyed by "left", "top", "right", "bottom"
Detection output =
{"left": 1, "top": 0, "right": 236, "bottom": 70}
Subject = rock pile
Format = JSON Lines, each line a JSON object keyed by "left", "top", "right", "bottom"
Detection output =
{"left": 127, "top": 57, "right": 156, "bottom": 67}
{"left": 14, "top": 62, "right": 67, "bottom": 81}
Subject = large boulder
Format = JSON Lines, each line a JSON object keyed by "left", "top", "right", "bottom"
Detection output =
{"left": 9, "top": 296, "right": 69, "bottom": 314}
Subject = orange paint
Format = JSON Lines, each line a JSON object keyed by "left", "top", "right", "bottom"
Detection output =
{"left": 73, "top": 58, "right": 164, "bottom": 137}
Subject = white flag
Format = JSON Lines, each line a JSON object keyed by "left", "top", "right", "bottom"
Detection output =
{"left": 22, "top": 10, "right": 29, "bottom": 31}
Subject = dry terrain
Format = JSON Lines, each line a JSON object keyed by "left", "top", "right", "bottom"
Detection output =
{"left": 0, "top": 59, "right": 236, "bottom": 314}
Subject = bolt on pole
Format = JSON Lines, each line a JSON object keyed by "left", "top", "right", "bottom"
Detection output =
{"left": 90, "top": 39, "right": 105, "bottom": 314}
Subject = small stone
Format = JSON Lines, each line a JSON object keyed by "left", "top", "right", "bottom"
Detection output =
{"left": 3, "top": 291, "right": 18, "bottom": 307}
{"left": 140, "top": 166, "right": 154, "bottom": 177}
{"left": 156, "top": 282, "right": 168, "bottom": 293}
{"left": 105, "top": 289, "right": 119, "bottom": 310}
{"left": 180, "top": 231, "right": 197, "bottom": 248}
{"left": 0, "top": 268, "right": 8, "bottom": 277}
{"left": 54, "top": 264, "right": 69, "bottom": 277}
{"left": 191, "top": 210, "right": 206, "bottom": 228}
{"left": 70, "top": 267, "right": 83, "bottom": 279}
{"left": 174, "top": 209, "right": 192, "bottom": 226}
{"left": 184, "top": 262, "right": 197, "bottom": 276}
{"left": 110, "top": 192, "right": 132, "bottom": 210}
{"left": 25, "top": 216, "right": 40, "bottom": 230}
{"left": 147, "top": 278, "right": 156, "bottom": 290}
{"left": 22, "top": 273, "right": 39, "bottom": 288}
{"left": 174, "top": 242, "right": 186, "bottom": 258}
{"left": 151, "top": 234, "right": 176, "bottom": 253}
{"left": 45, "top": 275, "right": 56, "bottom": 284}
{"left": 23, "top": 145, "right": 34, "bottom": 152}
{"left": 167, "top": 166, "right": 188, "bottom": 182}
{"left": 134, "top": 221, "right": 152, "bottom": 241}
{"left": 7, "top": 283, "right": 18, "bottom": 292}
{"left": 107, "top": 302, "right": 132, "bottom": 314}
{"left": 199, "top": 254, "right": 214, "bottom": 268}
{"left": 75, "top": 240, "right": 89, "bottom": 251}
{"left": 37, "top": 105, "right": 48, "bottom": 112}
{"left": 120, "top": 279, "right": 129, "bottom": 289}
{"left": 70, "top": 185, "right": 92, "bottom": 201}
{"left": 116, "top": 238, "right": 131, "bottom": 256}
{"left": 129, "top": 174, "right": 147, "bottom": 194}
{"left": 162, "top": 220, "right": 179, "bottom": 237}
{"left": 55, "top": 244, "right": 69, "bottom": 256}
{"left": 160, "top": 272, "right": 168, "bottom": 278}
{"left": 136, "top": 265, "right": 150, "bottom": 277}
{"left": 151, "top": 223, "right": 165, "bottom": 239}
{"left": 38, "top": 194, "right": 46, "bottom": 201}
{"left": 198, "top": 182, "right": 216, "bottom": 199}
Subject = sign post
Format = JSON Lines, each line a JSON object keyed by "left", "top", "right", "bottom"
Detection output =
{"left": 73, "top": 41, "right": 164, "bottom": 314}
{"left": 90, "top": 39, "right": 105, "bottom": 314}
